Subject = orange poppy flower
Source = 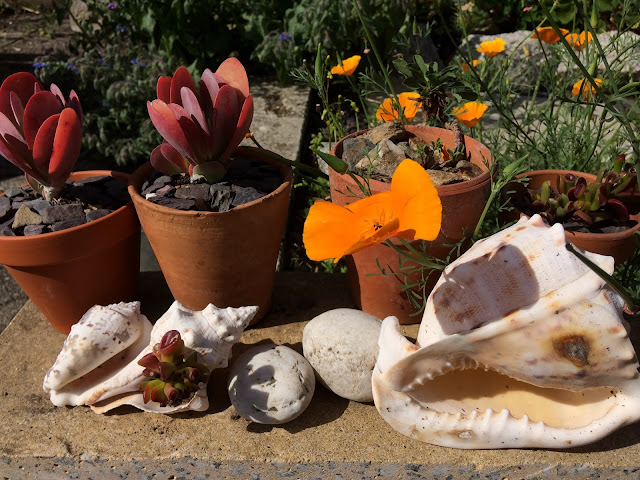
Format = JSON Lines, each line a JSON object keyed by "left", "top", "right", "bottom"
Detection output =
{"left": 452, "top": 101, "right": 489, "bottom": 128}
{"left": 530, "top": 27, "right": 569, "bottom": 44}
{"left": 565, "top": 31, "right": 593, "bottom": 51}
{"left": 303, "top": 159, "right": 442, "bottom": 262}
{"left": 462, "top": 59, "right": 482, "bottom": 71}
{"left": 376, "top": 92, "right": 423, "bottom": 122}
{"left": 330, "top": 55, "right": 361, "bottom": 76}
{"left": 572, "top": 78, "right": 603, "bottom": 100}
{"left": 476, "top": 38, "right": 506, "bottom": 58}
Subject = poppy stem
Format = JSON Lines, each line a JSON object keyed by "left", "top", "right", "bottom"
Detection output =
{"left": 566, "top": 243, "right": 637, "bottom": 314}
{"left": 240, "top": 144, "right": 328, "bottom": 179}
{"left": 384, "top": 239, "right": 446, "bottom": 270}
{"left": 352, "top": 0, "right": 397, "bottom": 100}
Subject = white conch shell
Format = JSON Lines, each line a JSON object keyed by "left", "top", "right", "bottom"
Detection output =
{"left": 373, "top": 215, "right": 640, "bottom": 449}
{"left": 44, "top": 300, "right": 257, "bottom": 414}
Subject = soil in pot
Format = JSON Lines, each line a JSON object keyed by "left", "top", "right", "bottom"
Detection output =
{"left": 139, "top": 156, "right": 283, "bottom": 212}
{"left": 0, "top": 175, "right": 130, "bottom": 236}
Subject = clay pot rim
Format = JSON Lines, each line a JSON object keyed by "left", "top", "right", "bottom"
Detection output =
{"left": 515, "top": 169, "right": 640, "bottom": 242}
{"left": 330, "top": 125, "right": 494, "bottom": 196}
{"left": 127, "top": 148, "right": 294, "bottom": 218}
{"left": 0, "top": 170, "right": 133, "bottom": 244}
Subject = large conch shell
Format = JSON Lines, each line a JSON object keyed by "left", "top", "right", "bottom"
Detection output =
{"left": 43, "top": 300, "right": 257, "bottom": 414}
{"left": 372, "top": 215, "right": 640, "bottom": 449}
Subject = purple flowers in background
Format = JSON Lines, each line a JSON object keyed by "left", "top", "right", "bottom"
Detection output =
{"left": 277, "top": 32, "right": 293, "bottom": 43}
{"left": 116, "top": 25, "right": 128, "bottom": 32}
{"left": 131, "top": 58, "right": 147, "bottom": 68}
{"left": 33, "top": 62, "right": 48, "bottom": 69}
{"left": 67, "top": 63, "right": 79, "bottom": 73}
{"left": 107, "top": 2, "right": 117, "bottom": 9}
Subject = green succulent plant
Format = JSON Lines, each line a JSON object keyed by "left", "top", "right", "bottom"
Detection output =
{"left": 525, "top": 155, "right": 639, "bottom": 226}
{"left": 138, "top": 330, "right": 210, "bottom": 407}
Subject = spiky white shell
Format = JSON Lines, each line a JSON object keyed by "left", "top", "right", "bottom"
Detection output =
{"left": 372, "top": 215, "right": 640, "bottom": 449}
{"left": 43, "top": 300, "right": 257, "bottom": 414}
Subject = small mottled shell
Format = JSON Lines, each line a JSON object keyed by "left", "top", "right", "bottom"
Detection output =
{"left": 43, "top": 301, "right": 257, "bottom": 414}
{"left": 373, "top": 215, "right": 640, "bottom": 449}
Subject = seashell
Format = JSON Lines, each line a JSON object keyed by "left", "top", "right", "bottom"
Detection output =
{"left": 372, "top": 214, "right": 640, "bottom": 449}
{"left": 43, "top": 300, "right": 257, "bottom": 414}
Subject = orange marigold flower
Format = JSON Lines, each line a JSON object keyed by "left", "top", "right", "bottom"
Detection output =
{"left": 530, "top": 26, "right": 569, "bottom": 44}
{"left": 330, "top": 55, "right": 361, "bottom": 76}
{"left": 303, "top": 159, "right": 442, "bottom": 262}
{"left": 476, "top": 38, "right": 505, "bottom": 58}
{"left": 572, "top": 78, "right": 603, "bottom": 100}
{"left": 376, "top": 92, "right": 423, "bottom": 122}
{"left": 452, "top": 101, "right": 489, "bottom": 128}
{"left": 462, "top": 59, "right": 482, "bottom": 71}
{"left": 565, "top": 31, "right": 593, "bottom": 51}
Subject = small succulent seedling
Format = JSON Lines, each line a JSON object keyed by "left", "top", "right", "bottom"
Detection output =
{"left": 0, "top": 72, "right": 83, "bottom": 200}
{"left": 138, "top": 330, "right": 210, "bottom": 407}
{"left": 526, "top": 155, "right": 639, "bottom": 226}
{"left": 147, "top": 58, "right": 254, "bottom": 184}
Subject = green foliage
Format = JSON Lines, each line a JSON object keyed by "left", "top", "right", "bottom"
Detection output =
{"left": 35, "top": 43, "right": 176, "bottom": 168}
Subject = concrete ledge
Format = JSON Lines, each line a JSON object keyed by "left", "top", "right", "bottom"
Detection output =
{"left": 2, "top": 272, "right": 640, "bottom": 479}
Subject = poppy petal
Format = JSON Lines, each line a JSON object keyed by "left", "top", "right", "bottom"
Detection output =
{"left": 303, "top": 200, "right": 371, "bottom": 261}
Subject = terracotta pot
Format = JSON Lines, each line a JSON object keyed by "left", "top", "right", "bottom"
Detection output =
{"left": 128, "top": 148, "right": 293, "bottom": 324}
{"left": 504, "top": 169, "right": 640, "bottom": 264}
{"left": 330, "top": 125, "right": 493, "bottom": 323}
{"left": 0, "top": 171, "right": 141, "bottom": 333}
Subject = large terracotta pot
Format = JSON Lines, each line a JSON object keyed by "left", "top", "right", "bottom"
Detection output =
{"left": 0, "top": 170, "right": 141, "bottom": 333}
{"left": 330, "top": 125, "right": 493, "bottom": 324}
{"left": 128, "top": 147, "right": 293, "bottom": 325}
{"left": 505, "top": 169, "right": 640, "bottom": 264}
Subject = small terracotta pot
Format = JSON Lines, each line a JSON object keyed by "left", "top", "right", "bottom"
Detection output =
{"left": 504, "top": 169, "right": 640, "bottom": 264}
{"left": 0, "top": 171, "right": 141, "bottom": 333}
{"left": 330, "top": 125, "right": 493, "bottom": 324}
{"left": 128, "top": 148, "right": 293, "bottom": 324}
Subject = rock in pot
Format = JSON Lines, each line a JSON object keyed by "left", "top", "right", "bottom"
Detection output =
{"left": 303, "top": 308, "right": 381, "bottom": 402}
{"left": 227, "top": 344, "right": 315, "bottom": 424}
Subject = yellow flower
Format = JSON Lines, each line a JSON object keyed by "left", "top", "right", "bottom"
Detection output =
{"left": 530, "top": 27, "right": 569, "bottom": 44}
{"left": 303, "top": 159, "right": 442, "bottom": 262}
{"left": 330, "top": 55, "right": 361, "bottom": 76}
{"left": 452, "top": 101, "right": 489, "bottom": 128}
{"left": 572, "top": 78, "right": 603, "bottom": 100}
{"left": 462, "top": 59, "right": 482, "bottom": 71}
{"left": 476, "top": 38, "right": 505, "bottom": 58}
{"left": 565, "top": 31, "right": 593, "bottom": 51}
{"left": 376, "top": 92, "right": 423, "bottom": 122}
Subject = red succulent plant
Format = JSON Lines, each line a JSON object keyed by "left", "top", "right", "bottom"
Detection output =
{"left": 147, "top": 58, "right": 254, "bottom": 183}
{"left": 0, "top": 72, "right": 83, "bottom": 200}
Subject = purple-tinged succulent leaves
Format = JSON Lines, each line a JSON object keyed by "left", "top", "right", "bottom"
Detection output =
{"left": 138, "top": 330, "right": 210, "bottom": 407}
{"left": 148, "top": 58, "right": 254, "bottom": 183}
{"left": 0, "top": 72, "right": 82, "bottom": 200}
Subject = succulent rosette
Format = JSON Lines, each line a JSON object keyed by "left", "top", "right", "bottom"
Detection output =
{"left": 0, "top": 72, "right": 83, "bottom": 200}
{"left": 147, "top": 58, "right": 254, "bottom": 183}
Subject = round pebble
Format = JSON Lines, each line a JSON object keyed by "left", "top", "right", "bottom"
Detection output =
{"left": 227, "top": 344, "right": 315, "bottom": 424}
{"left": 303, "top": 308, "right": 382, "bottom": 402}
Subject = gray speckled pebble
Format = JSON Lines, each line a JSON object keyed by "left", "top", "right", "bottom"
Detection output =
{"left": 303, "top": 308, "right": 381, "bottom": 402}
{"left": 228, "top": 344, "right": 315, "bottom": 424}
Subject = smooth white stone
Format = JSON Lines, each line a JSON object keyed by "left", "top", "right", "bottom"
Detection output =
{"left": 227, "top": 344, "right": 315, "bottom": 424}
{"left": 303, "top": 308, "right": 382, "bottom": 402}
